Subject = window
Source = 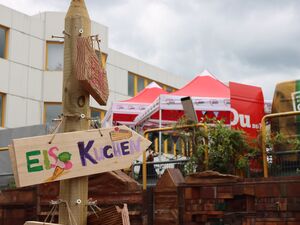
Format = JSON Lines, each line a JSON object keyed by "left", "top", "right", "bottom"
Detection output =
{"left": 44, "top": 103, "right": 62, "bottom": 125}
{"left": 128, "top": 72, "right": 177, "bottom": 96}
{"left": 91, "top": 108, "right": 106, "bottom": 121}
{"left": 0, "top": 93, "right": 5, "bottom": 127}
{"left": 45, "top": 41, "right": 107, "bottom": 71}
{"left": 46, "top": 41, "right": 64, "bottom": 71}
{"left": 137, "top": 77, "right": 145, "bottom": 93}
{"left": 90, "top": 108, "right": 106, "bottom": 128}
{"left": 0, "top": 25, "right": 8, "bottom": 59}
{"left": 165, "top": 86, "right": 173, "bottom": 93}
{"left": 128, "top": 73, "right": 135, "bottom": 97}
{"left": 128, "top": 73, "right": 149, "bottom": 96}
{"left": 162, "top": 84, "right": 176, "bottom": 93}
{"left": 95, "top": 51, "right": 108, "bottom": 69}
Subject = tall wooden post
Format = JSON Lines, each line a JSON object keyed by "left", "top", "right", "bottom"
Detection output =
{"left": 59, "top": 1, "right": 90, "bottom": 224}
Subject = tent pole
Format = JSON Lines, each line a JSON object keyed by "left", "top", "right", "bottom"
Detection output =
{"left": 159, "top": 109, "right": 162, "bottom": 164}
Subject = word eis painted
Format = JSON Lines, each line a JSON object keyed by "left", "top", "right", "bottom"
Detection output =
{"left": 78, "top": 137, "right": 142, "bottom": 166}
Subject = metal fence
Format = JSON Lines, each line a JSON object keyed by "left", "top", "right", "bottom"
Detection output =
{"left": 132, "top": 150, "right": 300, "bottom": 186}
{"left": 267, "top": 150, "right": 300, "bottom": 177}
{"left": 132, "top": 159, "right": 190, "bottom": 185}
{"left": 246, "top": 150, "right": 300, "bottom": 178}
{"left": 1, "top": 149, "right": 300, "bottom": 190}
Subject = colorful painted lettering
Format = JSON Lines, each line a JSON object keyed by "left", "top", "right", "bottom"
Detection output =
{"left": 78, "top": 137, "right": 142, "bottom": 166}
{"left": 26, "top": 150, "right": 43, "bottom": 172}
{"left": 26, "top": 147, "right": 73, "bottom": 176}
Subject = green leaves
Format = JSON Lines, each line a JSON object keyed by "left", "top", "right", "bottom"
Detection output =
{"left": 174, "top": 117, "right": 256, "bottom": 175}
{"left": 266, "top": 132, "right": 300, "bottom": 151}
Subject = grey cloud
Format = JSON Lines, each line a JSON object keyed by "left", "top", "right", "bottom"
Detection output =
{"left": 1, "top": 0, "right": 300, "bottom": 100}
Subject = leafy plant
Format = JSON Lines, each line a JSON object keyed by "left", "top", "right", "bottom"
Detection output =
{"left": 266, "top": 132, "right": 300, "bottom": 152}
{"left": 265, "top": 131, "right": 300, "bottom": 175}
{"left": 174, "top": 117, "right": 258, "bottom": 175}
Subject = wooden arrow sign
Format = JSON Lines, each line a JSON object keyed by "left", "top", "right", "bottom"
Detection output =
{"left": 10, "top": 126, "right": 151, "bottom": 187}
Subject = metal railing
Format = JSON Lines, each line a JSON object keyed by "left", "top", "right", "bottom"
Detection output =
{"left": 132, "top": 159, "right": 190, "bottom": 185}
{"left": 267, "top": 150, "right": 300, "bottom": 177}
{"left": 142, "top": 123, "right": 207, "bottom": 190}
{"left": 247, "top": 150, "right": 300, "bottom": 178}
{"left": 1, "top": 112, "right": 300, "bottom": 188}
{"left": 0, "top": 146, "right": 8, "bottom": 152}
{"left": 261, "top": 111, "right": 300, "bottom": 177}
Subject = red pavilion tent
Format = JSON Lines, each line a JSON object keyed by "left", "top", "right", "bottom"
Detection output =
{"left": 102, "top": 82, "right": 167, "bottom": 127}
{"left": 134, "top": 70, "right": 231, "bottom": 128}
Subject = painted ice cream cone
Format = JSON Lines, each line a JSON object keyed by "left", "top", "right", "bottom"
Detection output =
{"left": 45, "top": 151, "right": 72, "bottom": 182}
{"left": 52, "top": 166, "right": 64, "bottom": 179}
{"left": 47, "top": 160, "right": 65, "bottom": 181}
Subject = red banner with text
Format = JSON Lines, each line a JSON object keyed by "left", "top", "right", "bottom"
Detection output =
{"left": 230, "top": 82, "right": 265, "bottom": 173}
{"left": 229, "top": 82, "right": 265, "bottom": 138}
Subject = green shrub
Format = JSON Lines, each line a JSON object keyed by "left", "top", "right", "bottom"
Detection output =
{"left": 174, "top": 117, "right": 258, "bottom": 175}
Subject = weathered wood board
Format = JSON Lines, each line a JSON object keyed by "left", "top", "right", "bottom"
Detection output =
{"left": 8, "top": 144, "right": 20, "bottom": 187}
{"left": 10, "top": 126, "right": 151, "bottom": 187}
{"left": 76, "top": 36, "right": 109, "bottom": 105}
{"left": 24, "top": 222, "right": 62, "bottom": 225}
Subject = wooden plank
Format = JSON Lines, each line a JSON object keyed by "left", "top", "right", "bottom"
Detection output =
{"left": 0, "top": 188, "right": 36, "bottom": 205}
{"left": 24, "top": 222, "right": 62, "bottom": 225}
{"left": 8, "top": 144, "right": 20, "bottom": 187}
{"left": 11, "top": 126, "right": 151, "bottom": 187}
{"left": 76, "top": 37, "right": 108, "bottom": 105}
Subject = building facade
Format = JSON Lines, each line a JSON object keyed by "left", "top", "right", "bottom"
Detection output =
{"left": 0, "top": 4, "right": 187, "bottom": 131}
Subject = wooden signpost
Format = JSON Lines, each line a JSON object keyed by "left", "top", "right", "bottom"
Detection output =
{"left": 10, "top": 126, "right": 151, "bottom": 187}
{"left": 9, "top": 1, "right": 147, "bottom": 225}
{"left": 61, "top": 1, "right": 93, "bottom": 224}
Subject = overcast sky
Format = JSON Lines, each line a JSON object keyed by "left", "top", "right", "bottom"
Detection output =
{"left": 1, "top": 0, "right": 300, "bottom": 100}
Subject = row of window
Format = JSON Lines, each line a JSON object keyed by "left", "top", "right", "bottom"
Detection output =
{"left": 0, "top": 98, "right": 105, "bottom": 128}
{"left": 0, "top": 24, "right": 176, "bottom": 127}
{"left": 128, "top": 72, "right": 176, "bottom": 97}
{"left": 0, "top": 24, "right": 107, "bottom": 70}
{"left": 0, "top": 93, "right": 190, "bottom": 157}
{"left": 0, "top": 94, "right": 190, "bottom": 156}
{"left": 46, "top": 42, "right": 108, "bottom": 71}
{"left": 44, "top": 102, "right": 106, "bottom": 126}
{"left": 1, "top": 24, "right": 175, "bottom": 99}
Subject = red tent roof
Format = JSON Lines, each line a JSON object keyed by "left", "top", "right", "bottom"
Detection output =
{"left": 134, "top": 71, "right": 232, "bottom": 127}
{"left": 122, "top": 82, "right": 168, "bottom": 103}
{"left": 107, "top": 82, "right": 168, "bottom": 125}
{"left": 172, "top": 70, "right": 230, "bottom": 98}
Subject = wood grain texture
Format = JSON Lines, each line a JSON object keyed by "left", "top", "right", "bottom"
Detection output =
{"left": 76, "top": 37, "right": 108, "bottom": 105}
{"left": 12, "top": 126, "right": 151, "bottom": 187}
{"left": 24, "top": 222, "right": 62, "bottom": 225}
{"left": 8, "top": 144, "right": 20, "bottom": 187}
{"left": 61, "top": 1, "right": 98, "bottom": 224}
